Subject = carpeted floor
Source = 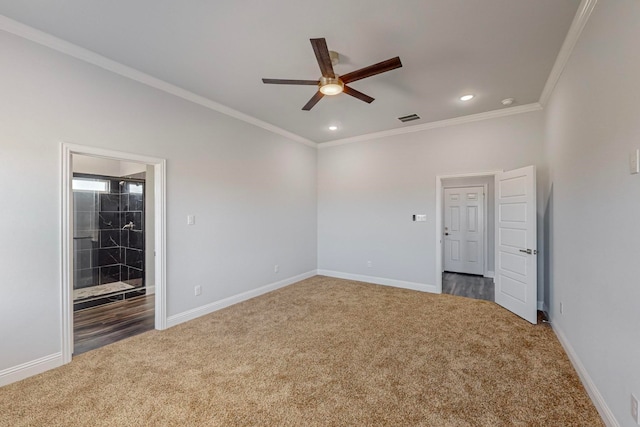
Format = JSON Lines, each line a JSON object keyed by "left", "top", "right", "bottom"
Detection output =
{"left": 0, "top": 276, "right": 602, "bottom": 426}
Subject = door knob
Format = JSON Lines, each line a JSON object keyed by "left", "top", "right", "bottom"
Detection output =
{"left": 519, "top": 249, "right": 532, "bottom": 255}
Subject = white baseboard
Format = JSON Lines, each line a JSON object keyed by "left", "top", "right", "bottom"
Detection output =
{"left": 0, "top": 352, "right": 63, "bottom": 387}
{"left": 166, "top": 270, "right": 317, "bottom": 328}
{"left": 552, "top": 324, "right": 619, "bottom": 427}
{"left": 484, "top": 270, "right": 495, "bottom": 279}
{"left": 317, "top": 270, "right": 438, "bottom": 294}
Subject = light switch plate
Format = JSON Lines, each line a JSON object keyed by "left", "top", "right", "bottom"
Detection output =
{"left": 415, "top": 214, "right": 427, "bottom": 222}
{"left": 187, "top": 215, "right": 195, "bottom": 225}
{"left": 629, "top": 150, "right": 639, "bottom": 174}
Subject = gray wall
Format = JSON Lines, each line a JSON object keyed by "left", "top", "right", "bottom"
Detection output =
{"left": 2, "top": 3, "right": 638, "bottom": 423}
{"left": 543, "top": 0, "right": 640, "bottom": 424}
{"left": 0, "top": 31, "right": 317, "bottom": 372}
{"left": 317, "top": 111, "right": 546, "bottom": 288}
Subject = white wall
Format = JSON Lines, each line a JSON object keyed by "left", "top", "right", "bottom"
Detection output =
{"left": 543, "top": 1, "right": 640, "bottom": 425}
{"left": 119, "top": 161, "right": 147, "bottom": 177}
{"left": 72, "top": 154, "right": 121, "bottom": 176}
{"left": 72, "top": 154, "right": 147, "bottom": 177}
{"left": 317, "top": 111, "right": 546, "bottom": 290}
{"left": 0, "top": 31, "right": 317, "bottom": 373}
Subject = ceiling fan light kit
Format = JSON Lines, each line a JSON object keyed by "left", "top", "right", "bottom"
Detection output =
{"left": 319, "top": 76, "right": 344, "bottom": 95}
{"left": 262, "top": 38, "right": 402, "bottom": 110}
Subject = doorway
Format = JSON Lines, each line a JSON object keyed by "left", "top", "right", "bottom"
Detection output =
{"left": 443, "top": 186, "right": 485, "bottom": 275}
{"left": 62, "top": 143, "right": 166, "bottom": 363}
{"left": 440, "top": 176, "right": 495, "bottom": 302}
{"left": 435, "top": 167, "right": 538, "bottom": 324}
{"left": 71, "top": 157, "right": 152, "bottom": 354}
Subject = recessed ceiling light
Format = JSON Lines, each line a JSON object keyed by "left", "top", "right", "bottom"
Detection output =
{"left": 460, "top": 94, "right": 475, "bottom": 101}
{"left": 328, "top": 125, "right": 338, "bottom": 131}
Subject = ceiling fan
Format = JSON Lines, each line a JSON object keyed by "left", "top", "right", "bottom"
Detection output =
{"left": 262, "top": 38, "right": 402, "bottom": 111}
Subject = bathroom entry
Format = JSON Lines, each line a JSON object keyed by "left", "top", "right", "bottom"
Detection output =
{"left": 71, "top": 154, "right": 155, "bottom": 355}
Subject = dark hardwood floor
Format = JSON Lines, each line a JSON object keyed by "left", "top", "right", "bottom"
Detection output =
{"left": 442, "top": 272, "right": 494, "bottom": 302}
{"left": 73, "top": 294, "right": 155, "bottom": 356}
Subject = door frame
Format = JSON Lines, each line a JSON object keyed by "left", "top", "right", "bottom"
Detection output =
{"left": 61, "top": 142, "right": 167, "bottom": 364}
{"left": 435, "top": 170, "right": 502, "bottom": 294}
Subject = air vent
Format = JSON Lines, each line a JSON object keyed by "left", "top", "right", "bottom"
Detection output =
{"left": 398, "top": 114, "right": 420, "bottom": 123}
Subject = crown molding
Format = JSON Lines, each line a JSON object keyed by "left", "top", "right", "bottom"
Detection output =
{"left": 319, "top": 0, "right": 596, "bottom": 150}
{"left": 539, "top": 0, "right": 598, "bottom": 106}
{"left": 318, "top": 103, "right": 543, "bottom": 149}
{"left": 1, "top": 0, "right": 595, "bottom": 152}
{"left": 0, "top": 15, "right": 316, "bottom": 148}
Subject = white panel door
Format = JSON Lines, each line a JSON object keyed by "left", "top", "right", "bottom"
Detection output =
{"left": 495, "top": 166, "right": 537, "bottom": 324}
{"left": 443, "top": 187, "right": 484, "bottom": 275}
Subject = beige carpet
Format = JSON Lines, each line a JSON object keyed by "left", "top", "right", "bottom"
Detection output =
{"left": 0, "top": 276, "right": 602, "bottom": 426}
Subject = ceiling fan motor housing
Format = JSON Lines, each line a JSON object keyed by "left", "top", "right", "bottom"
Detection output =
{"left": 261, "top": 38, "right": 402, "bottom": 110}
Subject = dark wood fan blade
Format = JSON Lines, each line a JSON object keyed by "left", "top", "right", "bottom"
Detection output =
{"left": 302, "top": 91, "right": 324, "bottom": 111}
{"left": 262, "top": 78, "right": 319, "bottom": 85}
{"left": 343, "top": 85, "right": 375, "bottom": 104}
{"left": 310, "top": 38, "right": 335, "bottom": 78}
{"left": 341, "top": 57, "right": 402, "bottom": 84}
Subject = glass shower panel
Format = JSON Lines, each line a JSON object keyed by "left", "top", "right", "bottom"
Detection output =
{"left": 72, "top": 174, "right": 146, "bottom": 310}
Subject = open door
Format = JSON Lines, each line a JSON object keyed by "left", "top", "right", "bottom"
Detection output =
{"left": 495, "top": 166, "right": 537, "bottom": 324}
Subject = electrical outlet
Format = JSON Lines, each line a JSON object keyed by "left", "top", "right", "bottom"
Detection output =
{"left": 367, "top": 260, "right": 372, "bottom": 268}
{"left": 194, "top": 285, "right": 202, "bottom": 296}
{"left": 559, "top": 302, "right": 563, "bottom": 314}
{"left": 274, "top": 264, "right": 279, "bottom": 273}
{"left": 632, "top": 393, "right": 639, "bottom": 424}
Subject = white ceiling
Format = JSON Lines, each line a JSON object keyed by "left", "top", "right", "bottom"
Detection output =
{"left": 0, "top": 0, "right": 581, "bottom": 143}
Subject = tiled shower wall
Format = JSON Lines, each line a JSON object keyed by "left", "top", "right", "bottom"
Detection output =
{"left": 73, "top": 174, "right": 145, "bottom": 289}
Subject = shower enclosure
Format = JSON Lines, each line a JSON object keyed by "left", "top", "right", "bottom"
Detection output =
{"left": 72, "top": 173, "right": 146, "bottom": 310}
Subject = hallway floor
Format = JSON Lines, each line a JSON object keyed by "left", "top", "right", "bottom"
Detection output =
{"left": 442, "top": 272, "right": 494, "bottom": 302}
{"left": 73, "top": 293, "right": 155, "bottom": 355}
